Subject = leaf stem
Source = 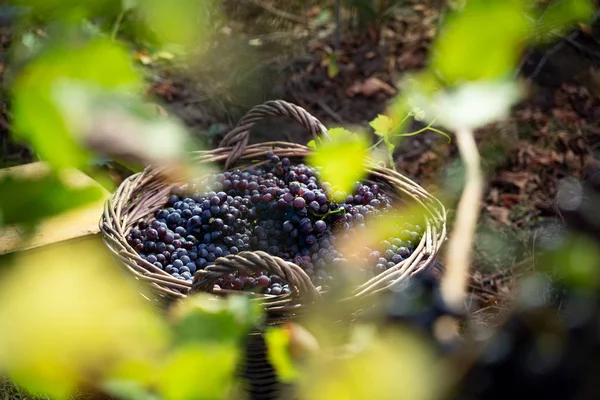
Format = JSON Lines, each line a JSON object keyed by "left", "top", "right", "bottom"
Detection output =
{"left": 111, "top": 9, "right": 127, "bottom": 41}
{"left": 441, "top": 126, "right": 484, "bottom": 311}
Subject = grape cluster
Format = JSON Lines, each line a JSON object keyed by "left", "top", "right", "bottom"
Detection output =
{"left": 127, "top": 152, "right": 422, "bottom": 294}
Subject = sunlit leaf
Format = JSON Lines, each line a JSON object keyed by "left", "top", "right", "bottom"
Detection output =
{"left": 265, "top": 327, "right": 300, "bottom": 383}
{"left": 307, "top": 139, "right": 317, "bottom": 149}
{"left": 528, "top": 0, "right": 594, "bottom": 43}
{"left": 169, "top": 293, "right": 263, "bottom": 346}
{"left": 404, "top": 74, "right": 523, "bottom": 130}
{"left": 135, "top": 0, "right": 220, "bottom": 51}
{"left": 300, "top": 328, "right": 446, "bottom": 400}
{"left": 431, "top": 0, "right": 530, "bottom": 83}
{"left": 102, "top": 380, "right": 160, "bottom": 400}
{"left": 51, "top": 82, "right": 195, "bottom": 173}
{"left": 369, "top": 114, "right": 394, "bottom": 137}
{"left": 0, "top": 240, "right": 169, "bottom": 399}
{"left": 11, "top": 37, "right": 143, "bottom": 170}
{"left": 307, "top": 129, "right": 369, "bottom": 202}
{"left": 157, "top": 344, "right": 238, "bottom": 400}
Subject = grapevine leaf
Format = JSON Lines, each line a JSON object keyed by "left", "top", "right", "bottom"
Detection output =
{"left": 157, "top": 344, "right": 238, "bottom": 400}
{"left": 369, "top": 114, "right": 394, "bottom": 137}
{"left": 265, "top": 327, "right": 299, "bottom": 383}
{"left": 307, "top": 129, "right": 369, "bottom": 202}
{"left": 431, "top": 0, "right": 530, "bottom": 83}
{"left": 0, "top": 240, "right": 169, "bottom": 399}
{"left": 11, "top": 38, "right": 143, "bottom": 170}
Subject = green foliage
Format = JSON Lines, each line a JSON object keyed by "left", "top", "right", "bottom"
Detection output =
{"left": 0, "top": 171, "right": 104, "bottom": 228}
{"left": 265, "top": 327, "right": 300, "bottom": 383}
{"left": 170, "top": 294, "right": 263, "bottom": 346}
{"left": 432, "top": 0, "right": 531, "bottom": 84}
{"left": 307, "top": 128, "right": 370, "bottom": 201}
{"left": 11, "top": 37, "right": 143, "bottom": 170}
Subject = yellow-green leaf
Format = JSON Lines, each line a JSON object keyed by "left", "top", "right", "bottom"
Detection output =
{"left": 265, "top": 327, "right": 299, "bottom": 383}
{"left": 307, "top": 139, "right": 317, "bottom": 149}
{"left": 369, "top": 114, "right": 394, "bottom": 137}
{"left": 307, "top": 129, "right": 369, "bottom": 202}
{"left": 157, "top": 344, "right": 238, "bottom": 400}
{"left": 11, "top": 37, "right": 143, "bottom": 170}
{"left": 0, "top": 240, "right": 169, "bottom": 399}
{"left": 431, "top": 0, "right": 530, "bottom": 83}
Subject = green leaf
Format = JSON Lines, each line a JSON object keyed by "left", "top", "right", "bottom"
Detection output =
{"left": 136, "top": 0, "right": 221, "bottom": 50}
{"left": 157, "top": 344, "right": 238, "bottom": 400}
{"left": 528, "top": 0, "right": 594, "bottom": 43}
{"left": 0, "top": 240, "right": 169, "bottom": 399}
{"left": 122, "top": 0, "right": 138, "bottom": 11}
{"left": 170, "top": 293, "right": 263, "bottom": 346}
{"left": 0, "top": 172, "right": 104, "bottom": 228}
{"left": 102, "top": 380, "right": 160, "bottom": 400}
{"left": 327, "top": 53, "right": 339, "bottom": 79}
{"left": 307, "top": 128, "right": 369, "bottom": 202}
{"left": 431, "top": 0, "right": 530, "bottom": 83}
{"left": 11, "top": 37, "right": 143, "bottom": 170}
{"left": 369, "top": 114, "right": 394, "bottom": 137}
{"left": 404, "top": 73, "right": 522, "bottom": 130}
{"left": 265, "top": 327, "right": 299, "bottom": 383}
{"left": 307, "top": 139, "right": 317, "bottom": 149}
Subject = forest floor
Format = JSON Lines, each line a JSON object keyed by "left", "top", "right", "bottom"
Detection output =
{"left": 1, "top": 1, "right": 600, "bottom": 312}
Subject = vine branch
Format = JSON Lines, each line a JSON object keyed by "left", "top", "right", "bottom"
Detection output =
{"left": 441, "top": 126, "right": 484, "bottom": 311}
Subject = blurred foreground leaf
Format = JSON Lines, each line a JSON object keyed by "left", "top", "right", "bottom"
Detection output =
{"left": 134, "top": 0, "right": 220, "bottom": 51}
{"left": 307, "top": 128, "right": 369, "bottom": 202}
{"left": 11, "top": 37, "right": 143, "bottom": 170}
{"left": 403, "top": 73, "right": 523, "bottom": 131}
{"left": 265, "top": 326, "right": 300, "bottom": 383}
{"left": 0, "top": 171, "right": 103, "bottom": 228}
{"left": 157, "top": 344, "right": 239, "bottom": 400}
{"left": 431, "top": 0, "right": 529, "bottom": 83}
{"left": 0, "top": 240, "right": 169, "bottom": 399}
{"left": 299, "top": 327, "right": 445, "bottom": 400}
{"left": 528, "top": 0, "right": 595, "bottom": 43}
{"left": 169, "top": 293, "right": 263, "bottom": 346}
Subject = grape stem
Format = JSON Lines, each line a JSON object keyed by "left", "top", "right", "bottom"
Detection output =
{"left": 441, "top": 126, "right": 483, "bottom": 312}
{"left": 311, "top": 207, "right": 346, "bottom": 220}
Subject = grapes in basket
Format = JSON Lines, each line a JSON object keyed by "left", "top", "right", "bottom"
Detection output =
{"left": 126, "top": 153, "right": 424, "bottom": 294}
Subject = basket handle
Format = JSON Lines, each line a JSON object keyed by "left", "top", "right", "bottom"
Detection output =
{"left": 191, "top": 251, "right": 320, "bottom": 302}
{"left": 219, "top": 100, "right": 330, "bottom": 169}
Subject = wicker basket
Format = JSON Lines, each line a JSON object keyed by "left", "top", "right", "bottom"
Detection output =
{"left": 100, "top": 100, "right": 447, "bottom": 399}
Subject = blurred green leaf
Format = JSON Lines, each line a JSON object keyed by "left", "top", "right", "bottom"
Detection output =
{"left": 307, "top": 128, "right": 369, "bottom": 202}
{"left": 122, "top": 0, "right": 138, "bottom": 11}
{"left": 547, "top": 233, "right": 600, "bottom": 289}
{"left": 431, "top": 0, "right": 530, "bottom": 83}
{"left": 300, "top": 328, "right": 446, "bottom": 400}
{"left": 170, "top": 293, "right": 263, "bottom": 346}
{"left": 11, "top": 37, "right": 143, "bottom": 170}
{"left": 528, "top": 0, "right": 594, "bottom": 43}
{"left": 265, "top": 326, "right": 300, "bottom": 383}
{"left": 157, "top": 344, "right": 238, "bottom": 400}
{"left": 0, "top": 172, "right": 103, "bottom": 228}
{"left": 307, "top": 139, "right": 317, "bottom": 149}
{"left": 404, "top": 72, "right": 523, "bottom": 130}
{"left": 102, "top": 380, "right": 160, "bottom": 400}
{"left": 327, "top": 53, "right": 340, "bottom": 79}
{"left": 135, "top": 0, "right": 220, "bottom": 50}
{"left": 0, "top": 240, "right": 169, "bottom": 399}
